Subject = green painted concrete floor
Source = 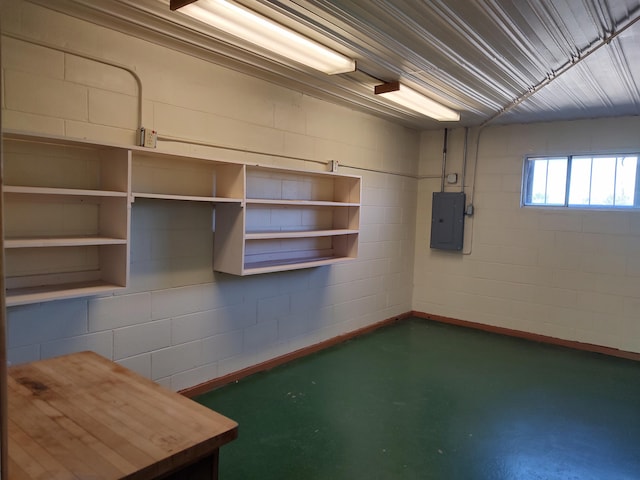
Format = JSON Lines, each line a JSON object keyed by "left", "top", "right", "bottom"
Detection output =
{"left": 197, "top": 317, "right": 640, "bottom": 479}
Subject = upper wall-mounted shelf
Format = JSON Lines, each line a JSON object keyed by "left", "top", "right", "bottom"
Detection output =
{"left": 131, "top": 151, "right": 244, "bottom": 204}
{"left": 1, "top": 130, "right": 361, "bottom": 304}
{"left": 214, "top": 165, "right": 361, "bottom": 275}
{"left": 245, "top": 165, "right": 361, "bottom": 203}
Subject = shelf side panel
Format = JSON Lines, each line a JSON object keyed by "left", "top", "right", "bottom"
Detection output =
{"left": 213, "top": 203, "right": 245, "bottom": 275}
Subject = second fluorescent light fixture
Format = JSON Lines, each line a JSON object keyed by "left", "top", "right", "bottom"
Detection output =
{"left": 374, "top": 81, "right": 460, "bottom": 121}
{"left": 170, "top": 0, "right": 356, "bottom": 75}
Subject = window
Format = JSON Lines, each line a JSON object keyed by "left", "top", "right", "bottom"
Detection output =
{"left": 523, "top": 154, "right": 640, "bottom": 208}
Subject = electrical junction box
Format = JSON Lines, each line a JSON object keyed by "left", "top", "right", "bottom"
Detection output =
{"left": 430, "top": 192, "right": 465, "bottom": 251}
{"left": 138, "top": 127, "right": 157, "bottom": 148}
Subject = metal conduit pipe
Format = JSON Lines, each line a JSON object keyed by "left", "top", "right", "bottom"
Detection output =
{"left": 440, "top": 128, "right": 448, "bottom": 192}
{"left": 2, "top": 32, "right": 144, "bottom": 130}
{"left": 157, "top": 133, "right": 327, "bottom": 167}
{"left": 158, "top": 133, "right": 424, "bottom": 178}
{"left": 461, "top": 127, "right": 469, "bottom": 194}
{"left": 461, "top": 124, "right": 488, "bottom": 255}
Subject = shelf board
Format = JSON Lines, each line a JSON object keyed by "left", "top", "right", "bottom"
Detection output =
{"left": 243, "top": 255, "right": 355, "bottom": 275}
{"left": 3, "top": 185, "right": 128, "bottom": 197}
{"left": 245, "top": 229, "right": 359, "bottom": 240}
{"left": 133, "top": 192, "right": 244, "bottom": 204}
{"left": 246, "top": 199, "right": 359, "bottom": 207}
{"left": 6, "top": 281, "right": 125, "bottom": 307}
{"left": 4, "top": 236, "right": 127, "bottom": 248}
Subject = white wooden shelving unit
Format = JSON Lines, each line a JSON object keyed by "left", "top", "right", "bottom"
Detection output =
{"left": 2, "top": 132, "right": 131, "bottom": 306}
{"left": 1, "top": 131, "right": 361, "bottom": 304}
{"left": 214, "top": 165, "right": 361, "bottom": 275}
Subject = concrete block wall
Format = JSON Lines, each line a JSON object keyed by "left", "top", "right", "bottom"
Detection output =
{"left": 1, "top": 1, "right": 417, "bottom": 390}
{"left": 413, "top": 118, "right": 640, "bottom": 354}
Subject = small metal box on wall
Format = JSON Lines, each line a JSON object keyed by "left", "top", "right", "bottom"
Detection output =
{"left": 430, "top": 192, "right": 465, "bottom": 251}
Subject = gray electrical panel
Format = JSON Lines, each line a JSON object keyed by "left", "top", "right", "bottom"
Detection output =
{"left": 430, "top": 192, "right": 465, "bottom": 251}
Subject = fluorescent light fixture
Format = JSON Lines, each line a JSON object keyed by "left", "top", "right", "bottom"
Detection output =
{"left": 170, "top": 0, "right": 356, "bottom": 75}
{"left": 374, "top": 81, "right": 460, "bottom": 121}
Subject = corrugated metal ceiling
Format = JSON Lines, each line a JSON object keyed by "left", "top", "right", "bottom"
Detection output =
{"left": 23, "top": 0, "right": 640, "bottom": 129}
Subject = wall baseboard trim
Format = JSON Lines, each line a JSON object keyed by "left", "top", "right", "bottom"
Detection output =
{"left": 180, "top": 310, "right": 640, "bottom": 397}
{"left": 179, "top": 312, "right": 413, "bottom": 398}
{"left": 412, "top": 310, "right": 640, "bottom": 362}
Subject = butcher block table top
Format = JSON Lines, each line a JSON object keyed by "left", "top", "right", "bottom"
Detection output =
{"left": 7, "top": 351, "right": 238, "bottom": 479}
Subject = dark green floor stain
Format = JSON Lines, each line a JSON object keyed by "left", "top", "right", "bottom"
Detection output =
{"left": 196, "top": 317, "right": 640, "bottom": 479}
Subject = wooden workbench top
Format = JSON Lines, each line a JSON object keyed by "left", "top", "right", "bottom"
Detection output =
{"left": 7, "top": 351, "right": 238, "bottom": 479}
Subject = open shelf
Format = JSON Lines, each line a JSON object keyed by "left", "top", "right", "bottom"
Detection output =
{"left": 4, "top": 236, "right": 127, "bottom": 248}
{"left": 133, "top": 192, "right": 243, "bottom": 203}
{"left": 245, "top": 229, "right": 359, "bottom": 240}
{"left": 4, "top": 243, "right": 128, "bottom": 302}
{"left": 132, "top": 152, "right": 244, "bottom": 201}
{"left": 3, "top": 185, "right": 128, "bottom": 197}
{"left": 243, "top": 255, "right": 356, "bottom": 275}
{"left": 6, "top": 280, "right": 125, "bottom": 307}
{"left": 245, "top": 198, "right": 359, "bottom": 207}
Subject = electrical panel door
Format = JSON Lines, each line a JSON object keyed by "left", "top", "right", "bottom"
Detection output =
{"left": 430, "top": 192, "right": 465, "bottom": 251}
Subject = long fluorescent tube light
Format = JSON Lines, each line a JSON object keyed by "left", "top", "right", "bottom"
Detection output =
{"left": 374, "top": 81, "right": 460, "bottom": 121}
{"left": 170, "top": 0, "right": 356, "bottom": 75}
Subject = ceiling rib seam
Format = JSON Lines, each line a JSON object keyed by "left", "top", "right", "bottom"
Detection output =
{"left": 481, "top": 6, "right": 640, "bottom": 127}
{"left": 608, "top": 38, "right": 640, "bottom": 106}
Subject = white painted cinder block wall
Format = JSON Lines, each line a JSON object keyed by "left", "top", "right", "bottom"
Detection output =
{"left": 413, "top": 118, "right": 640, "bottom": 354}
{"left": 1, "top": 2, "right": 417, "bottom": 390}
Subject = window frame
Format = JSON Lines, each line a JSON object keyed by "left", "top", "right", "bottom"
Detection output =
{"left": 521, "top": 152, "right": 640, "bottom": 210}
